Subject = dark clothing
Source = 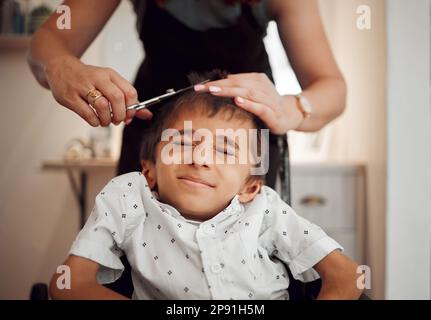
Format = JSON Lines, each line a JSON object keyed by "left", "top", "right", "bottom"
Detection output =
{"left": 117, "top": 0, "right": 286, "bottom": 190}
{"left": 110, "top": 0, "right": 289, "bottom": 298}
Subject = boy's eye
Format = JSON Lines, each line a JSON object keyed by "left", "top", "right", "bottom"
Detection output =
{"left": 215, "top": 147, "right": 235, "bottom": 156}
{"left": 173, "top": 140, "right": 193, "bottom": 146}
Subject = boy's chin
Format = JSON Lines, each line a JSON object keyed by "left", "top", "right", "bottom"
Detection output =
{"left": 175, "top": 203, "right": 219, "bottom": 220}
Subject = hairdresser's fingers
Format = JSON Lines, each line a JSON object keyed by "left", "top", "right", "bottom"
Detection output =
{"left": 195, "top": 73, "right": 279, "bottom": 107}
{"left": 234, "top": 96, "right": 278, "bottom": 131}
{"left": 90, "top": 95, "right": 113, "bottom": 127}
{"left": 108, "top": 69, "right": 139, "bottom": 123}
{"left": 194, "top": 74, "right": 240, "bottom": 91}
{"left": 196, "top": 73, "right": 269, "bottom": 90}
{"left": 226, "top": 73, "right": 274, "bottom": 89}
{"left": 224, "top": 73, "right": 267, "bottom": 87}
{"left": 194, "top": 78, "right": 238, "bottom": 92}
{"left": 197, "top": 78, "right": 235, "bottom": 89}
{"left": 106, "top": 69, "right": 154, "bottom": 123}
{"left": 94, "top": 78, "right": 125, "bottom": 126}
{"left": 69, "top": 95, "right": 101, "bottom": 127}
{"left": 205, "top": 86, "right": 274, "bottom": 110}
{"left": 123, "top": 108, "right": 134, "bottom": 125}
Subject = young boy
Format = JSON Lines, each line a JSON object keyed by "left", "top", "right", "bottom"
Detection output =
{"left": 50, "top": 73, "right": 363, "bottom": 300}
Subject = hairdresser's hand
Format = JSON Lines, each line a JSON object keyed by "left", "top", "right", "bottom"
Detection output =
{"left": 194, "top": 73, "right": 303, "bottom": 134}
{"left": 45, "top": 55, "right": 153, "bottom": 127}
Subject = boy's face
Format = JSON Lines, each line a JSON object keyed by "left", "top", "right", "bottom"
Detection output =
{"left": 142, "top": 108, "right": 262, "bottom": 221}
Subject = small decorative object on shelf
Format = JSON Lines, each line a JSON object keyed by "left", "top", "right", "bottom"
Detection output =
{"left": 64, "top": 138, "right": 93, "bottom": 161}
{"left": 89, "top": 127, "right": 113, "bottom": 159}
{"left": 28, "top": 3, "right": 52, "bottom": 34}
{"left": 63, "top": 126, "right": 113, "bottom": 161}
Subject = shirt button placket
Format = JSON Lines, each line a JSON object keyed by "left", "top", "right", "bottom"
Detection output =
{"left": 196, "top": 222, "right": 222, "bottom": 299}
{"left": 203, "top": 223, "right": 216, "bottom": 236}
{"left": 211, "top": 263, "right": 222, "bottom": 273}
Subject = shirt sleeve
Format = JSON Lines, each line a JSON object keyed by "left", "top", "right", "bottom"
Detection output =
{"left": 69, "top": 175, "right": 145, "bottom": 284}
{"left": 264, "top": 188, "right": 344, "bottom": 283}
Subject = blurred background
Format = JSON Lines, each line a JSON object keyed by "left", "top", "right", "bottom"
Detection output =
{"left": 0, "top": 0, "right": 429, "bottom": 300}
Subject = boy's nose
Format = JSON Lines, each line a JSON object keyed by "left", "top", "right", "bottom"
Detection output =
{"left": 190, "top": 142, "right": 213, "bottom": 167}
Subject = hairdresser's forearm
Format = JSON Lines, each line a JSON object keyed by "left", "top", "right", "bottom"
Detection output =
{"left": 27, "top": 0, "right": 121, "bottom": 89}
{"left": 288, "top": 75, "right": 347, "bottom": 132}
{"left": 27, "top": 28, "right": 78, "bottom": 89}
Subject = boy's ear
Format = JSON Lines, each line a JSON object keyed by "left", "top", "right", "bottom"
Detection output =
{"left": 238, "top": 177, "right": 262, "bottom": 204}
{"left": 141, "top": 160, "right": 157, "bottom": 189}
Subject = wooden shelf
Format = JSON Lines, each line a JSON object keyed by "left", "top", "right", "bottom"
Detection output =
{"left": 42, "top": 158, "right": 117, "bottom": 171}
{"left": 0, "top": 35, "right": 32, "bottom": 51}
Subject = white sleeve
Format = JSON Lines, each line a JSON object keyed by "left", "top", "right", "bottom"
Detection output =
{"left": 69, "top": 177, "right": 144, "bottom": 284}
{"left": 265, "top": 188, "right": 343, "bottom": 283}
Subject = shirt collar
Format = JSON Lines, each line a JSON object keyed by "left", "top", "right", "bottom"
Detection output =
{"left": 202, "top": 194, "right": 244, "bottom": 225}
{"left": 139, "top": 173, "right": 244, "bottom": 224}
{"left": 148, "top": 186, "right": 244, "bottom": 225}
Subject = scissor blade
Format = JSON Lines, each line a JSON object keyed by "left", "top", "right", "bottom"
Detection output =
{"left": 126, "top": 79, "right": 210, "bottom": 111}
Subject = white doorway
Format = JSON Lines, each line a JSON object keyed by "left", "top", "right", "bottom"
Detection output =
{"left": 386, "top": 0, "right": 431, "bottom": 299}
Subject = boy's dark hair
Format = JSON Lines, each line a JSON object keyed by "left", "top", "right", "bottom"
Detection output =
{"left": 139, "top": 69, "right": 267, "bottom": 180}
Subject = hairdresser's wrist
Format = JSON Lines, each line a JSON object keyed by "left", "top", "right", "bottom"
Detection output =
{"left": 44, "top": 55, "right": 83, "bottom": 91}
{"left": 45, "top": 55, "right": 81, "bottom": 78}
{"left": 283, "top": 94, "right": 306, "bottom": 132}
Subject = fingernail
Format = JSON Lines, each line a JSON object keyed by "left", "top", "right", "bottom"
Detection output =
{"left": 237, "top": 96, "right": 244, "bottom": 104}
{"left": 194, "top": 84, "right": 206, "bottom": 91}
{"left": 125, "top": 118, "right": 133, "bottom": 125}
{"left": 209, "top": 86, "right": 222, "bottom": 93}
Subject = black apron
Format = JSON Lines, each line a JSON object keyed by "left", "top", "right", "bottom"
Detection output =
{"left": 118, "top": 0, "right": 289, "bottom": 196}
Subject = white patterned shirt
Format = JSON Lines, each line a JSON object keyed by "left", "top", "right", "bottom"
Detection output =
{"left": 69, "top": 172, "right": 342, "bottom": 300}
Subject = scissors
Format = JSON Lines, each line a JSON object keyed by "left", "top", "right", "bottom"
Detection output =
{"left": 126, "top": 79, "right": 210, "bottom": 111}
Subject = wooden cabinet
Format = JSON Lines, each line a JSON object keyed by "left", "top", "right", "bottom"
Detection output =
{"left": 290, "top": 163, "right": 366, "bottom": 263}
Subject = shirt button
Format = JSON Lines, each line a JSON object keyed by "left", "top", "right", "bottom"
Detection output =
{"left": 202, "top": 224, "right": 216, "bottom": 235}
{"left": 211, "top": 263, "right": 222, "bottom": 273}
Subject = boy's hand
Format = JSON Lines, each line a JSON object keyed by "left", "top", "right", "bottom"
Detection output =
{"left": 314, "top": 250, "right": 364, "bottom": 300}
{"left": 49, "top": 255, "right": 129, "bottom": 300}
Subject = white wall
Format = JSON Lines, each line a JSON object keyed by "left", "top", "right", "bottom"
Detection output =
{"left": 386, "top": 0, "right": 431, "bottom": 300}
{"left": 317, "top": 0, "right": 388, "bottom": 299}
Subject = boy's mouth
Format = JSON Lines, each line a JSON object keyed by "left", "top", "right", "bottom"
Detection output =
{"left": 177, "top": 175, "right": 215, "bottom": 189}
